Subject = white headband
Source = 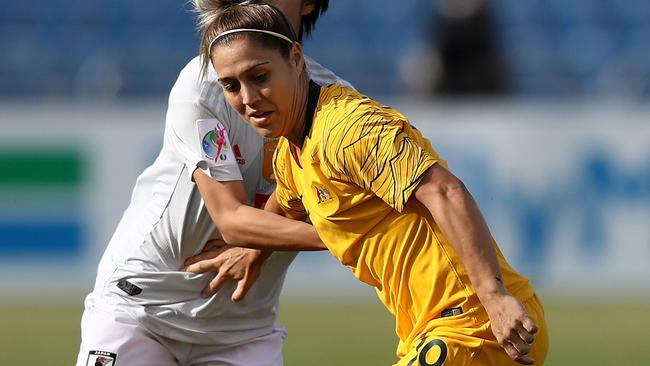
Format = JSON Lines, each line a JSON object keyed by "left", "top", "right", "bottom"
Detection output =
{"left": 208, "top": 28, "right": 295, "bottom": 54}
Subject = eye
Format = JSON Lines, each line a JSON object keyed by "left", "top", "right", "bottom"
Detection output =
{"left": 252, "top": 72, "right": 268, "bottom": 83}
{"left": 222, "top": 82, "right": 239, "bottom": 93}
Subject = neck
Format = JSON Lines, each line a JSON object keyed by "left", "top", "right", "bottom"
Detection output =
{"left": 285, "top": 72, "right": 311, "bottom": 147}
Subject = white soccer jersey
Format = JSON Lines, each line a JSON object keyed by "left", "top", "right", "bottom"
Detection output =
{"left": 89, "top": 55, "right": 350, "bottom": 345}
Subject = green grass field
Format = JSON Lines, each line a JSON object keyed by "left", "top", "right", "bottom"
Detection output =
{"left": 1, "top": 295, "right": 649, "bottom": 365}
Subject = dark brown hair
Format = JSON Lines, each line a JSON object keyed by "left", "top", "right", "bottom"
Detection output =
{"left": 194, "top": 1, "right": 329, "bottom": 40}
{"left": 197, "top": 2, "right": 299, "bottom": 77}
{"left": 302, "top": 0, "right": 328, "bottom": 39}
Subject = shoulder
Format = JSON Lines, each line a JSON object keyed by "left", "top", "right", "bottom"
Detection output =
{"left": 168, "top": 56, "right": 224, "bottom": 113}
{"left": 305, "top": 55, "right": 354, "bottom": 89}
{"left": 169, "top": 56, "right": 202, "bottom": 99}
{"left": 317, "top": 84, "right": 406, "bottom": 130}
{"left": 166, "top": 56, "right": 242, "bottom": 133}
{"left": 314, "top": 85, "right": 412, "bottom": 161}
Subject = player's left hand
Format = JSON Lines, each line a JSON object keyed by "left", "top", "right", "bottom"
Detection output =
{"left": 482, "top": 293, "right": 538, "bottom": 365}
{"left": 183, "top": 239, "right": 270, "bottom": 301}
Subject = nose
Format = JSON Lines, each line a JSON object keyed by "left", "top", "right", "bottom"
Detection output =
{"left": 241, "top": 83, "right": 261, "bottom": 107}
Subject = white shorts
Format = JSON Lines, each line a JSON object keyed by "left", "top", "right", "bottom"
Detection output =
{"left": 75, "top": 301, "right": 286, "bottom": 366}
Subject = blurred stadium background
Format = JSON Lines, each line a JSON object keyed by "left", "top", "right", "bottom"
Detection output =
{"left": 1, "top": 0, "right": 649, "bottom": 364}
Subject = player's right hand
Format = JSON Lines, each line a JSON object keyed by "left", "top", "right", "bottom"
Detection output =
{"left": 183, "top": 240, "right": 270, "bottom": 301}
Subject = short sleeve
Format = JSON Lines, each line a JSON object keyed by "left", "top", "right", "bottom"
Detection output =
{"left": 273, "top": 139, "right": 306, "bottom": 215}
{"left": 165, "top": 64, "right": 242, "bottom": 182}
{"left": 192, "top": 119, "right": 242, "bottom": 181}
{"left": 327, "top": 118, "right": 438, "bottom": 213}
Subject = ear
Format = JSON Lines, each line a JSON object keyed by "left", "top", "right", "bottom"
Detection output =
{"left": 290, "top": 42, "right": 305, "bottom": 74}
{"left": 301, "top": 0, "right": 316, "bottom": 16}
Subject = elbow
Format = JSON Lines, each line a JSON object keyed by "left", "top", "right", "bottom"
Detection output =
{"left": 416, "top": 165, "right": 469, "bottom": 203}
{"left": 313, "top": 241, "right": 328, "bottom": 251}
{"left": 442, "top": 179, "right": 469, "bottom": 201}
{"left": 416, "top": 176, "right": 472, "bottom": 215}
{"left": 424, "top": 176, "right": 468, "bottom": 201}
{"left": 216, "top": 216, "right": 242, "bottom": 244}
{"left": 439, "top": 180, "right": 473, "bottom": 211}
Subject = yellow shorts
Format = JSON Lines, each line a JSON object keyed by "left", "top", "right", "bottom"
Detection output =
{"left": 394, "top": 294, "right": 549, "bottom": 366}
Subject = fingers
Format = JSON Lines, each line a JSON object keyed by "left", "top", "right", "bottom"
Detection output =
{"left": 231, "top": 277, "right": 251, "bottom": 302}
{"left": 485, "top": 294, "right": 539, "bottom": 364}
{"left": 184, "top": 253, "right": 217, "bottom": 273}
{"left": 183, "top": 249, "right": 226, "bottom": 272}
{"left": 502, "top": 318, "right": 538, "bottom": 365}
{"left": 514, "top": 315, "right": 537, "bottom": 347}
{"left": 514, "top": 354, "right": 535, "bottom": 365}
{"left": 502, "top": 341, "right": 534, "bottom": 365}
{"left": 521, "top": 316, "right": 539, "bottom": 334}
{"left": 202, "top": 272, "right": 229, "bottom": 298}
{"left": 187, "top": 245, "right": 265, "bottom": 300}
{"left": 516, "top": 321, "right": 537, "bottom": 345}
{"left": 507, "top": 330, "right": 532, "bottom": 358}
{"left": 202, "top": 239, "right": 228, "bottom": 253}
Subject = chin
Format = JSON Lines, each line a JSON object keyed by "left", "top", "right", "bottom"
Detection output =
{"left": 256, "top": 127, "right": 277, "bottom": 138}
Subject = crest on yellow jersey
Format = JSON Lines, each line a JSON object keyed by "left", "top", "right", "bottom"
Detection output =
{"left": 315, "top": 185, "right": 333, "bottom": 204}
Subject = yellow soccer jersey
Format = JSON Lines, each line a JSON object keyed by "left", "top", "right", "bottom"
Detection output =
{"left": 273, "top": 82, "right": 534, "bottom": 357}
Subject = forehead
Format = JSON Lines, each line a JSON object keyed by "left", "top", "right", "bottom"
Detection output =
{"left": 212, "top": 38, "right": 284, "bottom": 75}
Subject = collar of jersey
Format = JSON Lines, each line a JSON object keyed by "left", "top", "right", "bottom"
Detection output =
{"left": 302, "top": 80, "right": 321, "bottom": 142}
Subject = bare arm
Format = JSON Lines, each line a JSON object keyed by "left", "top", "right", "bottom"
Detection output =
{"left": 264, "top": 189, "right": 310, "bottom": 220}
{"left": 413, "top": 163, "right": 538, "bottom": 365}
{"left": 193, "top": 169, "right": 324, "bottom": 251}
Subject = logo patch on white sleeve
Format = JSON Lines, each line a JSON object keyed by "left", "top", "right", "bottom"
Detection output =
{"left": 86, "top": 350, "right": 117, "bottom": 366}
{"left": 197, "top": 119, "right": 237, "bottom": 167}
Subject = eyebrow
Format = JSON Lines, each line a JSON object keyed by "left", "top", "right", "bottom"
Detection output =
{"left": 217, "top": 61, "right": 270, "bottom": 83}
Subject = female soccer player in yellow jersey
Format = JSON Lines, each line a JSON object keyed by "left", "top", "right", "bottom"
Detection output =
{"left": 196, "top": 2, "right": 549, "bottom": 365}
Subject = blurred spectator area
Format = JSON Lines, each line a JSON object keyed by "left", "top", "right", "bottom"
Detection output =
{"left": 0, "top": 0, "right": 648, "bottom": 99}
{"left": 0, "top": 0, "right": 199, "bottom": 99}
{"left": 492, "top": 0, "right": 650, "bottom": 98}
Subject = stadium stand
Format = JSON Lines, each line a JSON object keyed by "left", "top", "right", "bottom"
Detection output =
{"left": 0, "top": 0, "right": 647, "bottom": 98}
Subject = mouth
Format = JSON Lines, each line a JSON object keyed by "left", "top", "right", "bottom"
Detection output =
{"left": 248, "top": 110, "right": 273, "bottom": 127}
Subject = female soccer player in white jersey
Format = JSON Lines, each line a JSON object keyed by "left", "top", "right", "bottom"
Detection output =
{"left": 75, "top": 1, "right": 350, "bottom": 366}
